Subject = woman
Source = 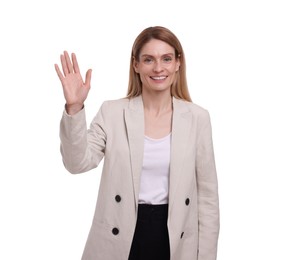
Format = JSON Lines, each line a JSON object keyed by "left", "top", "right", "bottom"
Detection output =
{"left": 55, "top": 26, "right": 219, "bottom": 260}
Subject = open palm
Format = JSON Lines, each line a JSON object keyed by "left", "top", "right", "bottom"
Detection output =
{"left": 55, "top": 51, "right": 92, "bottom": 114}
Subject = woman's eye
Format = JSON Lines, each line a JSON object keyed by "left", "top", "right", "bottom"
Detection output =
{"left": 163, "top": 57, "right": 172, "bottom": 62}
{"left": 144, "top": 58, "right": 153, "bottom": 63}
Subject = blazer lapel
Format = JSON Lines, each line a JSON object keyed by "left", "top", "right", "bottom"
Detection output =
{"left": 169, "top": 97, "right": 192, "bottom": 210}
{"left": 124, "top": 96, "right": 145, "bottom": 210}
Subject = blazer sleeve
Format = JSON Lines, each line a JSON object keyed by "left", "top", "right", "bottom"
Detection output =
{"left": 59, "top": 103, "right": 107, "bottom": 174}
{"left": 196, "top": 111, "right": 220, "bottom": 260}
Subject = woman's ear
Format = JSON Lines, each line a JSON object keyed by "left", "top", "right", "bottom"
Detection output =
{"left": 176, "top": 59, "right": 180, "bottom": 72}
{"left": 176, "top": 54, "right": 181, "bottom": 71}
{"left": 133, "top": 57, "right": 139, "bottom": 73}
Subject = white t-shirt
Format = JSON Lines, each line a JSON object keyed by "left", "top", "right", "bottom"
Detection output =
{"left": 138, "top": 133, "right": 171, "bottom": 205}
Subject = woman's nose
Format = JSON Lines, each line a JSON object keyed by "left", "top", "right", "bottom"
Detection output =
{"left": 153, "top": 61, "right": 163, "bottom": 72}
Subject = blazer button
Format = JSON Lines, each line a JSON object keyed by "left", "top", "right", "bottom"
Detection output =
{"left": 185, "top": 198, "right": 190, "bottom": 206}
{"left": 112, "top": 227, "right": 119, "bottom": 235}
{"left": 180, "top": 232, "right": 184, "bottom": 239}
{"left": 115, "top": 195, "right": 121, "bottom": 203}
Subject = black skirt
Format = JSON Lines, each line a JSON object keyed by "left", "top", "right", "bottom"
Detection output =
{"left": 128, "top": 204, "right": 170, "bottom": 260}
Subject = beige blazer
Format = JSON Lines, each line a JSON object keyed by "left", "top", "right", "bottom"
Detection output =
{"left": 60, "top": 96, "right": 219, "bottom": 260}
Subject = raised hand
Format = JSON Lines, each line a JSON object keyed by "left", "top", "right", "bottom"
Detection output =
{"left": 55, "top": 51, "right": 92, "bottom": 115}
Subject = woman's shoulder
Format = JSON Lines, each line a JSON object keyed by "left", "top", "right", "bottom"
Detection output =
{"left": 100, "top": 97, "right": 130, "bottom": 111}
{"left": 101, "top": 95, "right": 144, "bottom": 112}
{"left": 174, "top": 98, "right": 210, "bottom": 118}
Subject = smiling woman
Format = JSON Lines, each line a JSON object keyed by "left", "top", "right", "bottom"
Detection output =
{"left": 55, "top": 26, "right": 219, "bottom": 260}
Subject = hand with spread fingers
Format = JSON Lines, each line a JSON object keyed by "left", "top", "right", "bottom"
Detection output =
{"left": 55, "top": 51, "right": 92, "bottom": 115}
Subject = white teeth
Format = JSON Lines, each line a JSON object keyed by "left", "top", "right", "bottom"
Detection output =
{"left": 151, "top": 76, "right": 166, "bottom": 80}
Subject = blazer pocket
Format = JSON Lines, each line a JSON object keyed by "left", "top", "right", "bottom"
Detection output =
{"left": 176, "top": 229, "right": 198, "bottom": 260}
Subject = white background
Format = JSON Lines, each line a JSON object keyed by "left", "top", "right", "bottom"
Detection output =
{"left": 0, "top": 0, "right": 299, "bottom": 259}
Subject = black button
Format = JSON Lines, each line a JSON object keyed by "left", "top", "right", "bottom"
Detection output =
{"left": 180, "top": 232, "right": 184, "bottom": 239}
{"left": 185, "top": 198, "right": 190, "bottom": 205}
{"left": 115, "top": 195, "right": 121, "bottom": 202}
{"left": 112, "top": 228, "right": 119, "bottom": 235}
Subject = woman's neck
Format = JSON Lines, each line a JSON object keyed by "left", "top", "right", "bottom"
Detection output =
{"left": 142, "top": 91, "right": 173, "bottom": 116}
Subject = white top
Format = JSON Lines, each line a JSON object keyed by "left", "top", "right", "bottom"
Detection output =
{"left": 138, "top": 133, "right": 171, "bottom": 205}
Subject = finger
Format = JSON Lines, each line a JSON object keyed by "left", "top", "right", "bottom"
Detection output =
{"left": 85, "top": 69, "right": 92, "bottom": 88}
{"left": 60, "top": 54, "right": 69, "bottom": 76}
{"left": 72, "top": 53, "right": 81, "bottom": 74}
{"left": 64, "top": 50, "right": 74, "bottom": 73}
{"left": 54, "top": 64, "right": 65, "bottom": 82}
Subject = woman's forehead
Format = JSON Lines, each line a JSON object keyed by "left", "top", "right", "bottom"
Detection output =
{"left": 139, "top": 39, "right": 175, "bottom": 56}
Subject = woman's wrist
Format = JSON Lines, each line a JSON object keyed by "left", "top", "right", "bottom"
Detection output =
{"left": 65, "top": 103, "right": 84, "bottom": 115}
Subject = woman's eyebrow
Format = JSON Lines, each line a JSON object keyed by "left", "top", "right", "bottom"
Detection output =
{"left": 140, "top": 53, "right": 175, "bottom": 58}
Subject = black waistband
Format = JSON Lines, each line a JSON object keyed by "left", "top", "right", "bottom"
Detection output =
{"left": 137, "top": 204, "right": 168, "bottom": 222}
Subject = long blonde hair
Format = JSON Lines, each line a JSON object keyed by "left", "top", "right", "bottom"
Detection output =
{"left": 126, "top": 26, "right": 192, "bottom": 102}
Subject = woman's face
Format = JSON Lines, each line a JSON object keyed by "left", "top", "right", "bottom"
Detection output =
{"left": 134, "top": 39, "right": 180, "bottom": 94}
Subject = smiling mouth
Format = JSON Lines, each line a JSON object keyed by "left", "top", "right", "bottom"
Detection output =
{"left": 150, "top": 76, "right": 167, "bottom": 80}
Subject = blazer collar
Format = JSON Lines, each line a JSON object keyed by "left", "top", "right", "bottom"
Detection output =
{"left": 124, "top": 96, "right": 192, "bottom": 212}
{"left": 124, "top": 96, "right": 144, "bottom": 211}
{"left": 169, "top": 98, "right": 192, "bottom": 211}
